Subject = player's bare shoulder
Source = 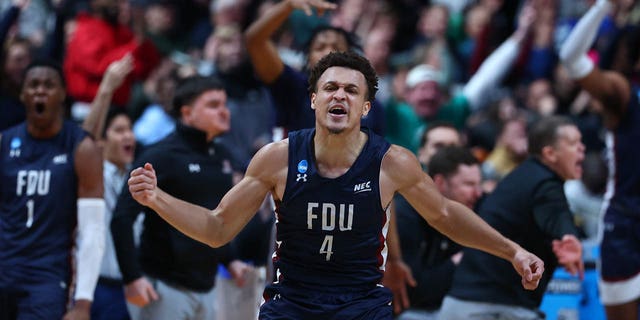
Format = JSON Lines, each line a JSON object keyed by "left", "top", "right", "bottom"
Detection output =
{"left": 74, "top": 135, "right": 101, "bottom": 164}
{"left": 382, "top": 145, "right": 421, "bottom": 174}
{"left": 251, "top": 138, "right": 288, "bottom": 165}
{"left": 244, "top": 138, "right": 289, "bottom": 201}
{"left": 246, "top": 138, "right": 289, "bottom": 183}
{"left": 381, "top": 144, "right": 424, "bottom": 189}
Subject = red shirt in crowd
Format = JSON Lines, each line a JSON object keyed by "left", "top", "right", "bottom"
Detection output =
{"left": 64, "top": 13, "right": 161, "bottom": 106}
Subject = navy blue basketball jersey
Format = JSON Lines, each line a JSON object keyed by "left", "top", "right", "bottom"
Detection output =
{"left": 603, "top": 88, "right": 640, "bottom": 219}
{"left": 273, "top": 128, "right": 391, "bottom": 289}
{"left": 600, "top": 87, "right": 640, "bottom": 280}
{"left": 0, "top": 121, "right": 86, "bottom": 286}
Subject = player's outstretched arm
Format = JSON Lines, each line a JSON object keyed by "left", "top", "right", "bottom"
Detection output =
{"left": 559, "top": 0, "right": 630, "bottom": 124}
{"left": 66, "top": 136, "right": 105, "bottom": 319}
{"left": 245, "top": 0, "right": 337, "bottom": 84}
{"left": 381, "top": 145, "right": 544, "bottom": 290}
{"left": 128, "top": 140, "right": 287, "bottom": 248}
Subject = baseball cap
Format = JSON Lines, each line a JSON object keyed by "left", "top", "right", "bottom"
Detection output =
{"left": 406, "top": 64, "right": 443, "bottom": 88}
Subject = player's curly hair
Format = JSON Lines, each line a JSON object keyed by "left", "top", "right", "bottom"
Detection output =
{"left": 307, "top": 51, "right": 378, "bottom": 102}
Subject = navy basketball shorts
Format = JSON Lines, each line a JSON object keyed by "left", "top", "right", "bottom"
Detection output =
{"left": 259, "top": 282, "right": 393, "bottom": 320}
{"left": 600, "top": 211, "right": 640, "bottom": 280}
{"left": 599, "top": 210, "right": 640, "bottom": 304}
{"left": 0, "top": 282, "right": 67, "bottom": 320}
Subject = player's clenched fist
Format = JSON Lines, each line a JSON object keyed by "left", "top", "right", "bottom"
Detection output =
{"left": 513, "top": 248, "right": 545, "bottom": 291}
{"left": 128, "top": 163, "right": 158, "bottom": 207}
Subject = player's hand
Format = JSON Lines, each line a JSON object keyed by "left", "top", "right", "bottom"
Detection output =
{"left": 62, "top": 299, "right": 90, "bottom": 320}
{"left": 383, "top": 259, "right": 416, "bottom": 314}
{"left": 129, "top": 163, "right": 158, "bottom": 207}
{"left": 512, "top": 248, "right": 544, "bottom": 290}
{"left": 125, "top": 277, "right": 159, "bottom": 307}
{"left": 287, "top": 0, "right": 337, "bottom": 16}
{"left": 552, "top": 234, "right": 584, "bottom": 279}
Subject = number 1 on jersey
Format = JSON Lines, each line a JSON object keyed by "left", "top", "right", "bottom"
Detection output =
{"left": 26, "top": 199, "right": 34, "bottom": 228}
{"left": 320, "top": 235, "right": 334, "bottom": 261}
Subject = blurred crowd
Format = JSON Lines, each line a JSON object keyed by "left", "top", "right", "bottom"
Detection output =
{"left": 2, "top": 0, "right": 621, "bottom": 233}
{"left": 2, "top": 0, "right": 638, "bottom": 318}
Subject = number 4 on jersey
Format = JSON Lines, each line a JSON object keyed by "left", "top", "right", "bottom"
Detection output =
{"left": 320, "top": 235, "right": 334, "bottom": 261}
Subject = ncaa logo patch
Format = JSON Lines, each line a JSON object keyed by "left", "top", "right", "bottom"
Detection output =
{"left": 297, "top": 160, "right": 308, "bottom": 173}
{"left": 296, "top": 160, "right": 308, "bottom": 182}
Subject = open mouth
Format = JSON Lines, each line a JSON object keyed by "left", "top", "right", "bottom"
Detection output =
{"left": 329, "top": 106, "right": 347, "bottom": 115}
{"left": 123, "top": 144, "right": 134, "bottom": 155}
{"left": 35, "top": 103, "right": 45, "bottom": 114}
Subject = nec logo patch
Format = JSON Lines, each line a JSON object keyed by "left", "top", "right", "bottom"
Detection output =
{"left": 53, "top": 154, "right": 68, "bottom": 164}
{"left": 354, "top": 181, "right": 371, "bottom": 193}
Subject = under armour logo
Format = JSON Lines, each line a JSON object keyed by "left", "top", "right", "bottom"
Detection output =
{"left": 296, "top": 174, "right": 307, "bottom": 182}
